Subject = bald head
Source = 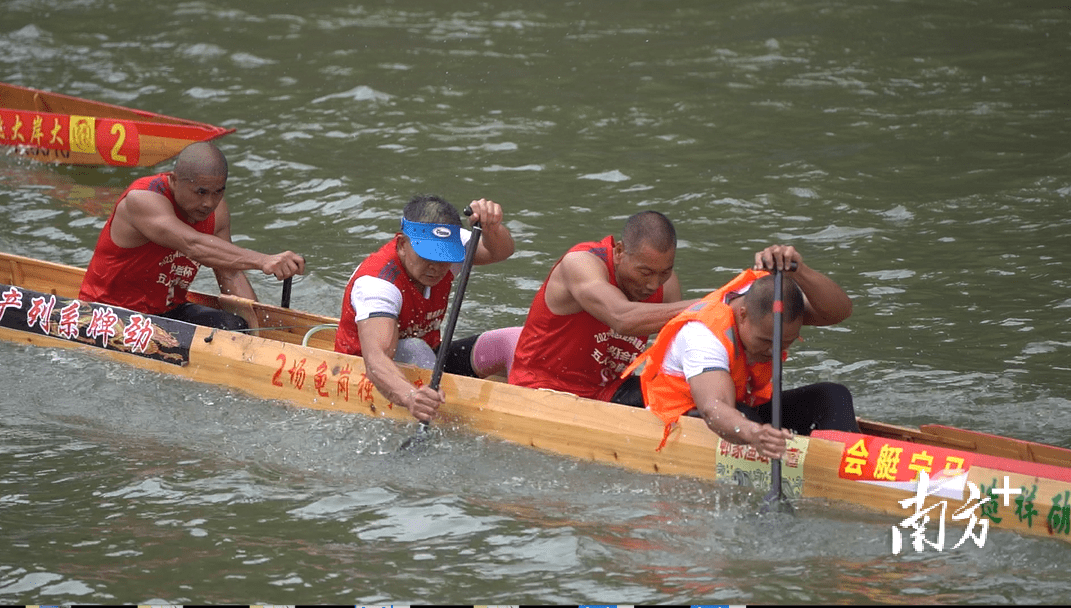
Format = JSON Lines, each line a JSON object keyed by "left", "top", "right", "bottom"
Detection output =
{"left": 744, "top": 274, "right": 805, "bottom": 323}
{"left": 174, "top": 142, "right": 228, "bottom": 181}
{"left": 621, "top": 210, "right": 676, "bottom": 255}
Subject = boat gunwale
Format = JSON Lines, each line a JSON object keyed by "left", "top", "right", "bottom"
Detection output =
{"left": 1, "top": 81, "right": 235, "bottom": 132}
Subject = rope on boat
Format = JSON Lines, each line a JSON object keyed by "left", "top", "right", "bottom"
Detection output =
{"left": 203, "top": 324, "right": 337, "bottom": 344}
{"left": 301, "top": 324, "right": 339, "bottom": 347}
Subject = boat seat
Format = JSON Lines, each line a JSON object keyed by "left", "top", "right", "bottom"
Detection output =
{"left": 302, "top": 323, "right": 338, "bottom": 347}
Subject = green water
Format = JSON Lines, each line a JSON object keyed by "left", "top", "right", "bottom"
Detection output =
{"left": 1, "top": 0, "right": 1069, "bottom": 604}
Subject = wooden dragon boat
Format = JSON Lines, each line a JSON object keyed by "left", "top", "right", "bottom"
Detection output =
{"left": 1, "top": 251, "right": 1069, "bottom": 547}
{"left": 0, "top": 82, "right": 233, "bottom": 167}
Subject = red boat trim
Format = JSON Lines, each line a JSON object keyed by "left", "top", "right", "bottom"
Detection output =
{"left": 814, "top": 429, "right": 1071, "bottom": 483}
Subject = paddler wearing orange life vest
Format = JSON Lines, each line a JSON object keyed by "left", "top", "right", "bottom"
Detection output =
{"left": 624, "top": 245, "right": 859, "bottom": 458}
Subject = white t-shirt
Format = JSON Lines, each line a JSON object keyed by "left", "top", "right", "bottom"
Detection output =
{"left": 663, "top": 321, "right": 730, "bottom": 379}
{"left": 662, "top": 282, "right": 753, "bottom": 379}
{"left": 347, "top": 229, "right": 471, "bottom": 323}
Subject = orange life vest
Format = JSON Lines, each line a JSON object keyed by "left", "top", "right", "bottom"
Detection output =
{"left": 623, "top": 269, "right": 778, "bottom": 450}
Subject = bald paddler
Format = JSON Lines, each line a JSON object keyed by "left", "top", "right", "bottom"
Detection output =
{"left": 507, "top": 211, "right": 699, "bottom": 404}
{"left": 79, "top": 141, "right": 305, "bottom": 330}
{"left": 625, "top": 245, "right": 858, "bottom": 456}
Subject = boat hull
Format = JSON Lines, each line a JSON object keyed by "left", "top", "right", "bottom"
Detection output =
{"left": 1, "top": 251, "right": 1070, "bottom": 546}
{"left": 1, "top": 82, "right": 233, "bottom": 166}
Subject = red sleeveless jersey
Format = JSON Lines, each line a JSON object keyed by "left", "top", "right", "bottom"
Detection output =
{"left": 509, "top": 235, "right": 664, "bottom": 401}
{"left": 334, "top": 238, "right": 455, "bottom": 356}
{"left": 79, "top": 173, "right": 214, "bottom": 314}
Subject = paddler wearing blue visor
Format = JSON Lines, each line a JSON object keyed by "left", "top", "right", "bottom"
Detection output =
{"left": 335, "top": 194, "right": 515, "bottom": 422}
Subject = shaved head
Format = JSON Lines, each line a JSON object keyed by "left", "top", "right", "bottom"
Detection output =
{"left": 744, "top": 274, "right": 805, "bottom": 323}
{"left": 174, "top": 142, "right": 228, "bottom": 181}
{"left": 621, "top": 211, "right": 676, "bottom": 255}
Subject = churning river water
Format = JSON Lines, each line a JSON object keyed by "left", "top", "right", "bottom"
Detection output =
{"left": 1, "top": 0, "right": 1070, "bottom": 604}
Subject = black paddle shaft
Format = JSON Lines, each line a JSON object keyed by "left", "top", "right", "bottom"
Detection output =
{"left": 768, "top": 260, "right": 796, "bottom": 434}
{"left": 399, "top": 209, "right": 482, "bottom": 450}
{"left": 762, "top": 260, "right": 797, "bottom": 513}
{"left": 429, "top": 219, "right": 482, "bottom": 391}
{"left": 281, "top": 277, "right": 292, "bottom": 309}
{"left": 769, "top": 266, "right": 785, "bottom": 496}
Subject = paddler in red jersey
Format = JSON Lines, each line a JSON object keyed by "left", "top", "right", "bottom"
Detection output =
{"left": 79, "top": 141, "right": 305, "bottom": 330}
{"left": 625, "top": 245, "right": 858, "bottom": 457}
{"left": 335, "top": 194, "right": 515, "bottom": 423}
{"left": 507, "top": 211, "right": 700, "bottom": 404}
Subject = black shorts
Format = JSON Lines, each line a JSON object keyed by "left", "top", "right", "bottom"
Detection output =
{"left": 160, "top": 303, "right": 249, "bottom": 331}
{"left": 736, "top": 382, "right": 860, "bottom": 435}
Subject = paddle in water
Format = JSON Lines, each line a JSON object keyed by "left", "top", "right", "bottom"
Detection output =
{"left": 398, "top": 210, "right": 482, "bottom": 452}
{"left": 761, "top": 262, "right": 795, "bottom": 514}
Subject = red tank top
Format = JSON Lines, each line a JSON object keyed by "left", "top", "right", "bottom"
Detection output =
{"left": 79, "top": 174, "right": 215, "bottom": 314}
{"left": 334, "top": 238, "right": 455, "bottom": 356}
{"left": 509, "top": 235, "right": 664, "bottom": 401}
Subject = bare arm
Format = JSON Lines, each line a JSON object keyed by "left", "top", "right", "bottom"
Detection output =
{"left": 113, "top": 190, "right": 306, "bottom": 280}
{"left": 357, "top": 316, "right": 445, "bottom": 422}
{"left": 547, "top": 251, "right": 697, "bottom": 336}
{"left": 211, "top": 201, "right": 258, "bottom": 300}
{"left": 467, "top": 198, "right": 515, "bottom": 265}
{"left": 689, "top": 370, "right": 792, "bottom": 460}
{"left": 754, "top": 244, "right": 852, "bottom": 326}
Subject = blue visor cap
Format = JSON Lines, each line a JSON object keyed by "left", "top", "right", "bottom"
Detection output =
{"left": 401, "top": 218, "right": 466, "bottom": 263}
